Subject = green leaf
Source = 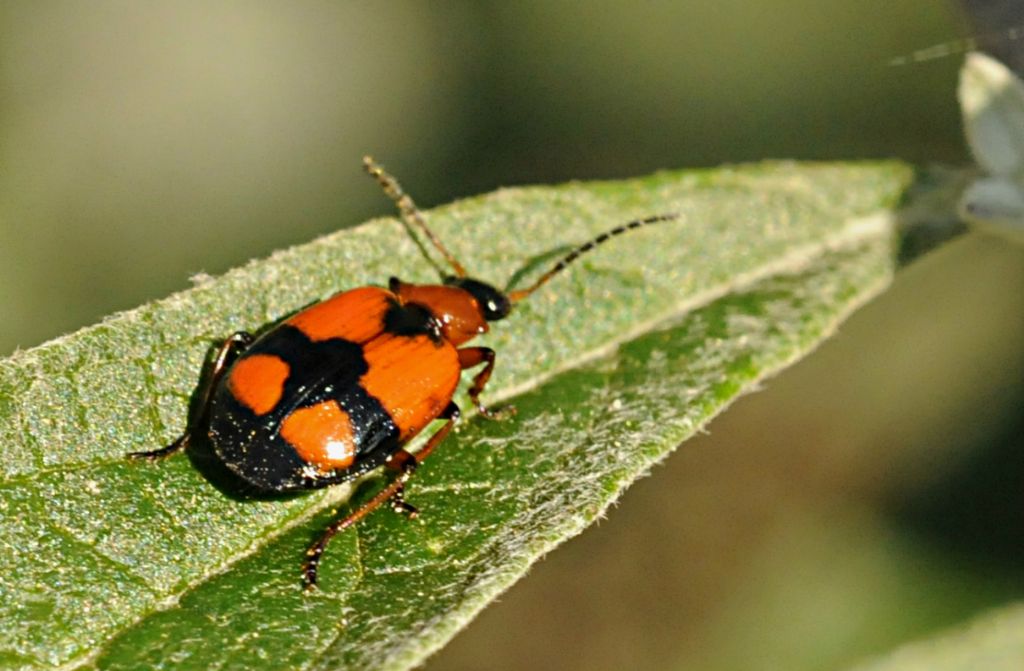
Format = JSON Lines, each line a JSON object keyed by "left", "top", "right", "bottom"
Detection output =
{"left": 849, "top": 603, "right": 1024, "bottom": 671}
{"left": 0, "top": 162, "right": 912, "bottom": 670}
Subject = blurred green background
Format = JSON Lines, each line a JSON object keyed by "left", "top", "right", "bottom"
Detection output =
{"left": 1, "top": 2, "right": 1022, "bottom": 670}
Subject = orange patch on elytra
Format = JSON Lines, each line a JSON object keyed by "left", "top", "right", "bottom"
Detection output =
{"left": 288, "top": 286, "right": 392, "bottom": 343}
{"left": 360, "top": 333, "right": 460, "bottom": 441}
{"left": 279, "top": 400, "right": 357, "bottom": 470}
{"left": 228, "top": 354, "right": 290, "bottom": 415}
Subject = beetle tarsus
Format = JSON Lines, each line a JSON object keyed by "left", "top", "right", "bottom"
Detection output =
{"left": 475, "top": 403, "right": 517, "bottom": 421}
{"left": 128, "top": 432, "right": 190, "bottom": 460}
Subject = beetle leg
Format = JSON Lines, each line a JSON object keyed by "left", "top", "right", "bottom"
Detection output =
{"left": 302, "top": 402, "right": 461, "bottom": 590}
{"left": 128, "top": 331, "right": 254, "bottom": 459}
{"left": 457, "top": 347, "right": 515, "bottom": 420}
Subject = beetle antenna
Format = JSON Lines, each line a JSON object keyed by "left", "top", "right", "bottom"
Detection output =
{"left": 507, "top": 213, "right": 679, "bottom": 302}
{"left": 363, "top": 156, "right": 467, "bottom": 278}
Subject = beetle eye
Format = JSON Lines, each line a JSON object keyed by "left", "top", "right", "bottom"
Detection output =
{"left": 444, "top": 277, "right": 512, "bottom": 321}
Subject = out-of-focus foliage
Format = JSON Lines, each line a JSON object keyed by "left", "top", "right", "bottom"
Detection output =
{"left": 0, "top": 1, "right": 965, "bottom": 355}
{"left": 849, "top": 603, "right": 1024, "bottom": 671}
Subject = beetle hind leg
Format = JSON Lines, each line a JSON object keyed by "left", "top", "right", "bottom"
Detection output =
{"left": 128, "top": 331, "right": 254, "bottom": 460}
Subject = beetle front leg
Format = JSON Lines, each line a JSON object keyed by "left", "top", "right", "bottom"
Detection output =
{"left": 457, "top": 346, "right": 515, "bottom": 419}
{"left": 129, "top": 331, "right": 254, "bottom": 459}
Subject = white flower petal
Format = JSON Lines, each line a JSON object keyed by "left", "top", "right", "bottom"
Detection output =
{"left": 959, "top": 177, "right": 1024, "bottom": 244}
{"left": 959, "top": 52, "right": 1024, "bottom": 177}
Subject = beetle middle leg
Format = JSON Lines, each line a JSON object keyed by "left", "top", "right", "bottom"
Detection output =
{"left": 458, "top": 346, "right": 515, "bottom": 419}
{"left": 302, "top": 402, "right": 461, "bottom": 589}
{"left": 129, "top": 331, "right": 254, "bottom": 459}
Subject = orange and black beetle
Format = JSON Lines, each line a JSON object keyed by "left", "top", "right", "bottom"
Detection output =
{"left": 132, "top": 157, "right": 676, "bottom": 588}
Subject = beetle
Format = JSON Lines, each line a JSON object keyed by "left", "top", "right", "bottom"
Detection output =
{"left": 131, "top": 156, "right": 677, "bottom": 588}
